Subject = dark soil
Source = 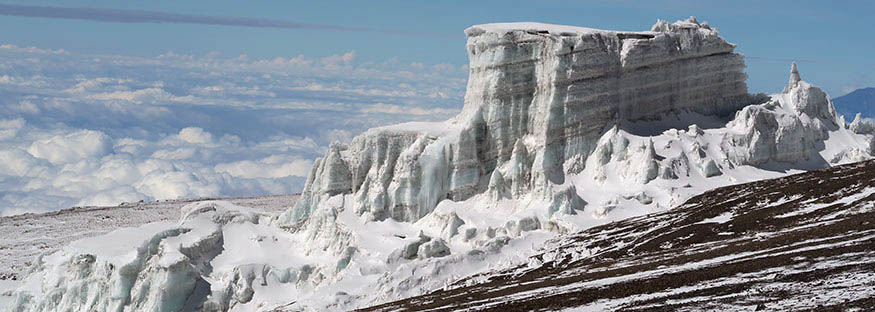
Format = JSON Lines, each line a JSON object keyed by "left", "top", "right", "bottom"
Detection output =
{"left": 363, "top": 160, "right": 875, "bottom": 311}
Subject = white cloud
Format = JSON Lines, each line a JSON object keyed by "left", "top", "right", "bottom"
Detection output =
{"left": 0, "top": 40, "right": 467, "bottom": 215}
{"left": 215, "top": 156, "right": 312, "bottom": 179}
{"left": 135, "top": 170, "right": 221, "bottom": 200}
{"left": 67, "top": 77, "right": 132, "bottom": 93}
{"left": 0, "top": 43, "right": 67, "bottom": 55}
{"left": 362, "top": 103, "right": 459, "bottom": 116}
{"left": 27, "top": 129, "right": 112, "bottom": 165}
{"left": 0, "top": 148, "right": 39, "bottom": 177}
{"left": 151, "top": 147, "right": 198, "bottom": 160}
{"left": 87, "top": 88, "right": 167, "bottom": 101}
{"left": 0, "top": 74, "right": 48, "bottom": 88}
{"left": 177, "top": 127, "right": 213, "bottom": 145}
{"left": 12, "top": 100, "right": 40, "bottom": 114}
{"left": 192, "top": 84, "right": 276, "bottom": 98}
{"left": 0, "top": 124, "right": 318, "bottom": 215}
{"left": 0, "top": 118, "right": 25, "bottom": 140}
{"left": 321, "top": 51, "right": 357, "bottom": 67}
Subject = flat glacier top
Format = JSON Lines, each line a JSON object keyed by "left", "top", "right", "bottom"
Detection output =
{"left": 466, "top": 22, "right": 644, "bottom": 36}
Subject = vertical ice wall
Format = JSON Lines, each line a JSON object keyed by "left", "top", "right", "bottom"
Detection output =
{"left": 281, "top": 17, "right": 752, "bottom": 227}
{"left": 12, "top": 19, "right": 875, "bottom": 312}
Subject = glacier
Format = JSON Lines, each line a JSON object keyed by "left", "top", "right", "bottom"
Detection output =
{"left": 7, "top": 17, "right": 875, "bottom": 312}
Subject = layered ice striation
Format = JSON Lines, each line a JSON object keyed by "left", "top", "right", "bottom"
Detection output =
{"left": 281, "top": 17, "right": 751, "bottom": 226}
{"left": 10, "top": 18, "right": 875, "bottom": 312}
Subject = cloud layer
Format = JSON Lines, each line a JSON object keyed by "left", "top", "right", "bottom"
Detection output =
{"left": 0, "top": 42, "right": 466, "bottom": 215}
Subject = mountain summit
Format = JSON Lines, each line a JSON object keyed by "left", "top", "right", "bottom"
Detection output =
{"left": 9, "top": 17, "right": 875, "bottom": 312}
{"left": 834, "top": 87, "right": 875, "bottom": 119}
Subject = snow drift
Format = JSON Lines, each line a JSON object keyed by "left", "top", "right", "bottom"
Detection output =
{"left": 8, "top": 17, "right": 875, "bottom": 311}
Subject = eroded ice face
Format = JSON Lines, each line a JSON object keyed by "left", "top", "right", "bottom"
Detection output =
{"left": 8, "top": 18, "right": 875, "bottom": 312}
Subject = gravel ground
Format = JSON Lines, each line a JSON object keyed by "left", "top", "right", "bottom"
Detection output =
{"left": 366, "top": 160, "right": 875, "bottom": 311}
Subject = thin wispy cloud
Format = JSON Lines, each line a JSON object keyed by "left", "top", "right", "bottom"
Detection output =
{"left": 0, "top": 4, "right": 463, "bottom": 38}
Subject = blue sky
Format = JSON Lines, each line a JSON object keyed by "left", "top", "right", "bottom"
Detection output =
{"left": 1, "top": 0, "right": 872, "bottom": 95}
{"left": 0, "top": 1, "right": 872, "bottom": 215}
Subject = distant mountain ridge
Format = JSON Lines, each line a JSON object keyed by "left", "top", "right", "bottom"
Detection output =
{"left": 834, "top": 87, "right": 875, "bottom": 119}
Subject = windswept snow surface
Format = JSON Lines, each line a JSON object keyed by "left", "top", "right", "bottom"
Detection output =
{"left": 0, "top": 194, "right": 296, "bottom": 299}
{"left": 8, "top": 18, "right": 875, "bottom": 311}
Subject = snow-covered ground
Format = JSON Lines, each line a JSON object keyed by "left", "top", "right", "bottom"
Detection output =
{"left": 0, "top": 279, "right": 17, "bottom": 308}
{"left": 369, "top": 160, "right": 875, "bottom": 311}
{"left": 0, "top": 194, "right": 297, "bottom": 306}
{"left": 6, "top": 18, "right": 875, "bottom": 312}
{"left": 8, "top": 67, "right": 872, "bottom": 312}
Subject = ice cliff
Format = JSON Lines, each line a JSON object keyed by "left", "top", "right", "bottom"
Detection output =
{"left": 9, "top": 17, "right": 875, "bottom": 312}
{"left": 281, "top": 17, "right": 751, "bottom": 226}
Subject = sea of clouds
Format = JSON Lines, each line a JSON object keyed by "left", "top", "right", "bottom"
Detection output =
{"left": 0, "top": 43, "right": 466, "bottom": 216}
